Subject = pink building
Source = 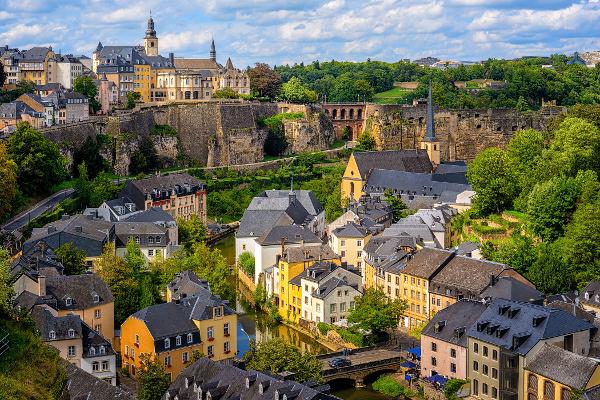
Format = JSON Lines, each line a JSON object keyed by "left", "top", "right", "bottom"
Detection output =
{"left": 420, "top": 300, "right": 486, "bottom": 379}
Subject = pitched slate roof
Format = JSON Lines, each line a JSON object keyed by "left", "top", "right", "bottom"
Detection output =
{"left": 312, "top": 277, "right": 361, "bottom": 300}
{"left": 352, "top": 150, "right": 433, "bottom": 178}
{"left": 163, "top": 357, "right": 337, "bottom": 400}
{"left": 364, "top": 169, "right": 471, "bottom": 199}
{"left": 114, "top": 221, "right": 168, "bottom": 247}
{"left": 122, "top": 207, "right": 175, "bottom": 223}
{"left": 455, "top": 241, "right": 480, "bottom": 257}
{"left": 167, "top": 270, "right": 210, "bottom": 300}
{"left": 255, "top": 225, "right": 321, "bottom": 246}
{"left": 584, "top": 385, "right": 600, "bottom": 400}
{"left": 578, "top": 281, "right": 600, "bottom": 309}
{"left": 21, "top": 46, "right": 52, "bottom": 62}
{"left": 332, "top": 222, "right": 369, "bottom": 238}
{"left": 480, "top": 276, "right": 544, "bottom": 303}
{"left": 378, "top": 251, "right": 409, "bottom": 275}
{"left": 121, "top": 173, "right": 205, "bottom": 210}
{"left": 282, "top": 244, "right": 339, "bottom": 264}
{"left": 174, "top": 58, "right": 221, "bottom": 71}
{"left": 261, "top": 190, "right": 324, "bottom": 215}
{"left": 422, "top": 300, "right": 487, "bottom": 347}
{"left": 401, "top": 247, "right": 454, "bottom": 279}
{"left": 467, "top": 298, "right": 594, "bottom": 356}
{"left": 46, "top": 273, "right": 114, "bottom": 310}
{"left": 526, "top": 344, "right": 599, "bottom": 389}
{"left": 65, "top": 363, "right": 134, "bottom": 400}
{"left": 364, "top": 237, "right": 411, "bottom": 268}
{"left": 31, "top": 306, "right": 82, "bottom": 341}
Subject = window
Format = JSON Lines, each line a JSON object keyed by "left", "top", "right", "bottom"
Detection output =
{"left": 49, "top": 330, "right": 56, "bottom": 340}
{"left": 316, "top": 303, "right": 321, "bottom": 312}
{"left": 224, "top": 341, "right": 230, "bottom": 353}
{"left": 341, "top": 251, "right": 346, "bottom": 257}
{"left": 450, "top": 348, "right": 456, "bottom": 358}
{"left": 93, "top": 294, "right": 100, "bottom": 303}
{"left": 94, "top": 309, "right": 101, "bottom": 319}
{"left": 330, "top": 304, "right": 337, "bottom": 313}
{"left": 357, "top": 251, "right": 362, "bottom": 258}
{"left": 473, "top": 361, "right": 479, "bottom": 371}
{"left": 164, "top": 356, "right": 171, "bottom": 366}
{"left": 431, "top": 357, "right": 437, "bottom": 366}
{"left": 148, "top": 249, "right": 154, "bottom": 256}
{"left": 431, "top": 342, "right": 437, "bottom": 352}
{"left": 89, "top": 347, "right": 96, "bottom": 356}
{"left": 561, "top": 388, "right": 572, "bottom": 400}
{"left": 224, "top": 323, "right": 230, "bottom": 336}
{"left": 176, "top": 336, "right": 182, "bottom": 346}
{"left": 102, "top": 360, "right": 109, "bottom": 371}
{"left": 350, "top": 301, "right": 355, "bottom": 309}
{"left": 135, "top": 237, "right": 140, "bottom": 244}
{"left": 93, "top": 361, "right": 100, "bottom": 372}
{"left": 483, "top": 346, "right": 489, "bottom": 357}
{"left": 207, "top": 345, "right": 214, "bottom": 357}
{"left": 99, "top": 346, "right": 105, "bottom": 355}
{"left": 483, "top": 364, "right": 489, "bottom": 375}
{"left": 66, "top": 297, "right": 73, "bottom": 306}
{"left": 544, "top": 381, "right": 555, "bottom": 400}
{"left": 164, "top": 338, "right": 170, "bottom": 349}
{"left": 483, "top": 383, "right": 489, "bottom": 396}
{"left": 187, "top": 333, "right": 193, "bottom": 343}
{"left": 340, "top": 302, "right": 347, "bottom": 312}
{"left": 492, "top": 349, "right": 498, "bottom": 360}
{"left": 149, "top": 237, "right": 154, "bottom": 244}
{"left": 135, "top": 334, "right": 140, "bottom": 344}
{"left": 94, "top": 324, "right": 101, "bottom": 333}
{"left": 357, "top": 240, "right": 362, "bottom": 247}
{"left": 340, "top": 240, "right": 345, "bottom": 246}
{"left": 182, "top": 352, "right": 189, "bottom": 363}
{"left": 450, "top": 363, "right": 457, "bottom": 373}
{"left": 492, "top": 368, "right": 498, "bottom": 379}
{"left": 131, "top": 349, "right": 135, "bottom": 360}
{"left": 473, "top": 380, "right": 479, "bottom": 396}
{"left": 125, "top": 345, "right": 129, "bottom": 356}
{"left": 207, "top": 326, "right": 214, "bottom": 339}
{"left": 492, "top": 387, "right": 498, "bottom": 399}
{"left": 68, "top": 329, "right": 75, "bottom": 338}
{"left": 337, "top": 290, "right": 342, "bottom": 297}
{"left": 68, "top": 346, "right": 76, "bottom": 357}
{"left": 474, "top": 342, "right": 479, "bottom": 353}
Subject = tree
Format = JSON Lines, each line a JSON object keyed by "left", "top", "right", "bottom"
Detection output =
{"left": 238, "top": 251, "right": 255, "bottom": 278}
{"left": 55, "top": 242, "right": 87, "bottom": 275}
{"left": 137, "top": 353, "right": 171, "bottom": 400}
{"left": 467, "top": 147, "right": 519, "bottom": 215}
{"left": 549, "top": 117, "right": 600, "bottom": 177}
{"left": 15, "top": 80, "right": 36, "bottom": 95}
{"left": 444, "top": 379, "right": 468, "bottom": 400}
{"left": 347, "top": 288, "right": 406, "bottom": 333}
{"left": 0, "top": 60, "right": 5, "bottom": 87}
{"left": 354, "top": 131, "right": 376, "bottom": 151}
{"left": 248, "top": 63, "right": 282, "bottom": 98}
{"left": 0, "top": 142, "right": 17, "bottom": 220}
{"left": 129, "top": 136, "right": 159, "bottom": 175}
{"left": 384, "top": 189, "right": 408, "bottom": 221}
{"left": 243, "top": 337, "right": 322, "bottom": 382}
{"left": 8, "top": 123, "right": 67, "bottom": 195}
{"left": 177, "top": 215, "right": 207, "bottom": 253}
{"left": 0, "top": 248, "right": 13, "bottom": 317}
{"left": 373, "top": 375, "right": 415, "bottom": 398}
{"left": 73, "top": 76, "right": 100, "bottom": 113}
{"left": 527, "top": 241, "right": 573, "bottom": 294}
{"left": 212, "top": 87, "right": 239, "bottom": 99}
{"left": 72, "top": 135, "right": 107, "bottom": 178}
{"left": 280, "top": 77, "right": 317, "bottom": 104}
{"left": 515, "top": 96, "right": 530, "bottom": 112}
{"left": 487, "top": 234, "right": 537, "bottom": 276}
{"left": 126, "top": 92, "right": 141, "bottom": 109}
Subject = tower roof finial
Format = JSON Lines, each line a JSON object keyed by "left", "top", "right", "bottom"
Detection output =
{"left": 424, "top": 80, "right": 436, "bottom": 142}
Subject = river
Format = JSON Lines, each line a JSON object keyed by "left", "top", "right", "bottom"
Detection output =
{"left": 213, "top": 234, "right": 392, "bottom": 400}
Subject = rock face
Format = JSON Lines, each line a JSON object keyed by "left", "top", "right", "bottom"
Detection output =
{"left": 363, "top": 104, "right": 564, "bottom": 161}
{"left": 280, "top": 103, "right": 335, "bottom": 154}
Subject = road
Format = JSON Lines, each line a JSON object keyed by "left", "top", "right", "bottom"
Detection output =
{"left": 321, "top": 349, "right": 403, "bottom": 372}
{"left": 1, "top": 189, "right": 75, "bottom": 234}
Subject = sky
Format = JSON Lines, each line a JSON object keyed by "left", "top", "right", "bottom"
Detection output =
{"left": 0, "top": 0, "right": 599, "bottom": 68}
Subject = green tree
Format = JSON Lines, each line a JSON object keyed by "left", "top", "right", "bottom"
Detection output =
{"left": 213, "top": 87, "right": 239, "bottom": 99}
{"left": 527, "top": 241, "right": 573, "bottom": 294}
{"left": 248, "top": 63, "right": 282, "bottom": 98}
{"left": 15, "top": 80, "right": 36, "bottom": 95}
{"left": 506, "top": 128, "right": 545, "bottom": 198}
{"left": 384, "top": 189, "right": 408, "bottom": 221}
{"left": 354, "top": 131, "right": 376, "bottom": 151}
{"left": 0, "top": 142, "right": 17, "bottom": 220}
{"left": 467, "top": 147, "right": 519, "bottom": 215}
{"left": 129, "top": 136, "right": 159, "bottom": 175}
{"left": 373, "top": 375, "right": 415, "bottom": 398}
{"left": 348, "top": 288, "right": 406, "bottom": 333}
{"left": 527, "top": 176, "right": 580, "bottom": 241}
{"left": 486, "top": 234, "right": 537, "bottom": 276}
{"left": 177, "top": 215, "right": 207, "bottom": 253}
{"left": 126, "top": 92, "right": 141, "bottom": 109}
{"left": 243, "top": 338, "right": 322, "bottom": 382}
{"left": 238, "top": 251, "right": 255, "bottom": 278}
{"left": 72, "top": 135, "right": 107, "bottom": 178}
{"left": 0, "top": 248, "right": 13, "bottom": 317}
{"left": 73, "top": 76, "right": 100, "bottom": 113}
{"left": 515, "top": 96, "right": 530, "bottom": 112}
{"left": 444, "top": 379, "right": 468, "bottom": 400}
{"left": 137, "top": 353, "right": 171, "bottom": 400}
{"left": 8, "top": 122, "right": 67, "bottom": 195}
{"left": 549, "top": 117, "right": 600, "bottom": 177}
{"left": 280, "top": 77, "right": 317, "bottom": 103}
{"left": 0, "top": 60, "right": 5, "bottom": 87}
{"left": 55, "top": 242, "right": 87, "bottom": 275}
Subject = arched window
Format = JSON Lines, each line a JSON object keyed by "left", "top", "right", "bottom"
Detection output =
{"left": 349, "top": 109, "right": 354, "bottom": 119}
{"left": 99, "top": 346, "right": 106, "bottom": 355}
{"left": 332, "top": 109, "right": 338, "bottom": 119}
{"left": 89, "top": 347, "right": 96, "bottom": 356}
{"left": 187, "top": 333, "right": 193, "bottom": 343}
{"left": 544, "top": 381, "right": 555, "bottom": 400}
{"left": 164, "top": 338, "right": 171, "bottom": 349}
{"left": 340, "top": 109, "right": 346, "bottom": 120}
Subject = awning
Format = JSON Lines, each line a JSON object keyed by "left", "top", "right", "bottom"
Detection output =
{"left": 400, "top": 361, "right": 417, "bottom": 369}
{"left": 407, "top": 346, "right": 421, "bottom": 358}
{"left": 429, "top": 375, "right": 448, "bottom": 385}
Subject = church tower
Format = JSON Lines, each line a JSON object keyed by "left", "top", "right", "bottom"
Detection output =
{"left": 144, "top": 14, "right": 158, "bottom": 56}
{"left": 421, "top": 81, "right": 441, "bottom": 166}
{"left": 210, "top": 38, "right": 216, "bottom": 62}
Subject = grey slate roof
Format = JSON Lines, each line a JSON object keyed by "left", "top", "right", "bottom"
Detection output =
{"left": 282, "top": 244, "right": 339, "bottom": 264}
{"left": 167, "top": 270, "right": 210, "bottom": 301}
{"left": 255, "top": 225, "right": 321, "bottom": 246}
{"left": 261, "top": 190, "right": 324, "bottom": 215}
{"left": 480, "top": 276, "right": 544, "bottom": 303}
{"left": 332, "top": 222, "right": 369, "bottom": 238}
{"left": 163, "top": 357, "right": 338, "bottom": 400}
{"left": 364, "top": 169, "right": 471, "bottom": 200}
{"left": 402, "top": 247, "right": 454, "bottom": 279}
{"left": 352, "top": 150, "right": 433, "bottom": 178}
{"left": 467, "top": 298, "right": 594, "bottom": 356}
{"left": 65, "top": 362, "right": 134, "bottom": 400}
{"left": 526, "top": 343, "right": 599, "bottom": 389}
{"left": 422, "top": 300, "right": 487, "bottom": 347}
{"left": 46, "top": 273, "right": 114, "bottom": 310}
{"left": 114, "top": 221, "right": 168, "bottom": 247}
{"left": 578, "top": 281, "right": 600, "bottom": 309}
{"left": 364, "top": 237, "right": 411, "bottom": 268}
{"left": 455, "top": 241, "right": 480, "bottom": 257}
{"left": 21, "top": 46, "right": 51, "bottom": 62}
{"left": 10, "top": 242, "right": 64, "bottom": 282}
{"left": 123, "top": 207, "right": 175, "bottom": 223}
{"left": 584, "top": 385, "right": 600, "bottom": 400}
{"left": 312, "top": 277, "right": 361, "bottom": 300}
{"left": 121, "top": 173, "right": 205, "bottom": 210}
{"left": 32, "top": 306, "right": 82, "bottom": 341}
{"left": 377, "top": 251, "right": 409, "bottom": 275}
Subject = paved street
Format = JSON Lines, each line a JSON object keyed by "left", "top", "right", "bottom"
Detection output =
{"left": 321, "top": 349, "right": 403, "bottom": 371}
{"left": 1, "top": 189, "right": 75, "bottom": 234}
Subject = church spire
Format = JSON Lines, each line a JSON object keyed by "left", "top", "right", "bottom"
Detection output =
{"left": 210, "top": 38, "right": 216, "bottom": 62}
{"left": 424, "top": 80, "right": 436, "bottom": 142}
{"left": 145, "top": 13, "right": 156, "bottom": 38}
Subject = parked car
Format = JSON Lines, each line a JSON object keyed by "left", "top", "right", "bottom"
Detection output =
{"left": 329, "top": 357, "right": 352, "bottom": 368}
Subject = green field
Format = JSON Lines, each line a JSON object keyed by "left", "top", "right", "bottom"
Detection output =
{"left": 373, "top": 87, "right": 413, "bottom": 104}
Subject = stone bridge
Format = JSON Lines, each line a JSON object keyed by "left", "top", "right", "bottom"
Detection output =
{"left": 320, "top": 102, "right": 366, "bottom": 141}
{"left": 319, "top": 348, "right": 404, "bottom": 387}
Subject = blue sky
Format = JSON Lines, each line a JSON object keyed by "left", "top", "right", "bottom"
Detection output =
{"left": 0, "top": 0, "right": 599, "bottom": 67}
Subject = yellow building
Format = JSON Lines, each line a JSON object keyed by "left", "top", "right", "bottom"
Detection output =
{"left": 121, "top": 290, "right": 236, "bottom": 381}
{"left": 18, "top": 47, "right": 55, "bottom": 85}
{"left": 524, "top": 344, "right": 600, "bottom": 400}
{"left": 329, "top": 222, "right": 371, "bottom": 272}
{"left": 276, "top": 245, "right": 340, "bottom": 323}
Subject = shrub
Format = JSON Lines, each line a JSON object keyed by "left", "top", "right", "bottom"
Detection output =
{"left": 336, "top": 327, "right": 364, "bottom": 347}
{"left": 151, "top": 124, "right": 177, "bottom": 136}
{"left": 238, "top": 251, "right": 255, "bottom": 278}
{"left": 317, "top": 322, "right": 330, "bottom": 335}
{"left": 373, "top": 375, "right": 415, "bottom": 398}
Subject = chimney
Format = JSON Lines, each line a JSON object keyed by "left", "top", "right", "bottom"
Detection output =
{"left": 169, "top": 52, "right": 174, "bottom": 65}
{"left": 489, "top": 274, "right": 497, "bottom": 287}
{"left": 38, "top": 275, "right": 46, "bottom": 296}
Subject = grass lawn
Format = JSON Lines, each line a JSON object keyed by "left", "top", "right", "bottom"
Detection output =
{"left": 373, "top": 87, "right": 413, "bottom": 104}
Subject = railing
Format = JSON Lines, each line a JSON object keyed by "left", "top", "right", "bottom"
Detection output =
{"left": 0, "top": 329, "right": 10, "bottom": 357}
{"left": 322, "top": 356, "right": 403, "bottom": 376}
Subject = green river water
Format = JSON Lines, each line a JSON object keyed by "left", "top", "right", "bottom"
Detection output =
{"left": 213, "top": 235, "right": 392, "bottom": 400}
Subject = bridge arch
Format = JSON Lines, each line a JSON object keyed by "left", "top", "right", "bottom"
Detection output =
{"left": 363, "top": 369, "right": 399, "bottom": 385}
{"left": 327, "top": 378, "right": 357, "bottom": 391}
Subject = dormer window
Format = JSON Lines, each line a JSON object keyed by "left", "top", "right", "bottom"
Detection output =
{"left": 68, "top": 328, "right": 75, "bottom": 338}
{"left": 164, "top": 338, "right": 171, "bottom": 349}
{"left": 99, "top": 346, "right": 106, "bottom": 355}
{"left": 176, "top": 336, "right": 182, "bottom": 346}
{"left": 49, "top": 330, "right": 56, "bottom": 340}
{"left": 434, "top": 321, "right": 446, "bottom": 333}
{"left": 213, "top": 306, "right": 223, "bottom": 318}
{"left": 89, "top": 347, "right": 96, "bottom": 356}
{"left": 585, "top": 292, "right": 590, "bottom": 300}
{"left": 93, "top": 294, "right": 100, "bottom": 303}
{"left": 65, "top": 297, "right": 73, "bottom": 306}
{"left": 187, "top": 333, "right": 193, "bottom": 344}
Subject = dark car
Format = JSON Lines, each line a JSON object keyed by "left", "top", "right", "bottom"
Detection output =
{"left": 328, "top": 357, "right": 352, "bottom": 368}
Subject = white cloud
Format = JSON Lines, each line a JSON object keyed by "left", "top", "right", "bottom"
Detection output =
{"left": 160, "top": 31, "right": 212, "bottom": 52}
{"left": 0, "top": 11, "right": 13, "bottom": 20}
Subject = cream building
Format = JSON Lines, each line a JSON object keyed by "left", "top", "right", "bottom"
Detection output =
{"left": 329, "top": 221, "right": 371, "bottom": 271}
